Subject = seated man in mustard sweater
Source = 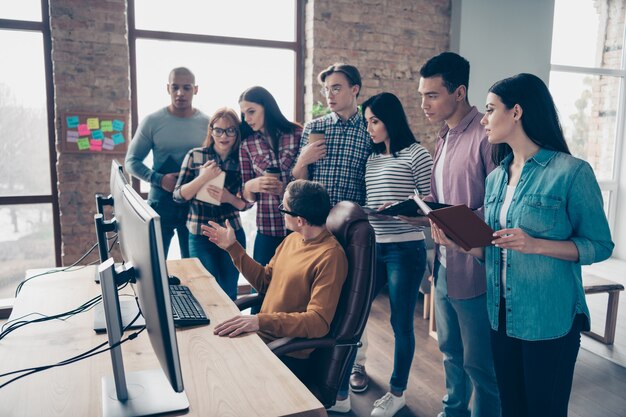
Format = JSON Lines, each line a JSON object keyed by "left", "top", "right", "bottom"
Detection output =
{"left": 201, "top": 179, "right": 348, "bottom": 380}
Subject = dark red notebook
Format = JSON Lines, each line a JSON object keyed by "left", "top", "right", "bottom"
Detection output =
{"left": 413, "top": 196, "right": 494, "bottom": 251}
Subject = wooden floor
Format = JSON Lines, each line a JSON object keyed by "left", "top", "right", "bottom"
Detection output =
{"left": 335, "top": 291, "right": 626, "bottom": 417}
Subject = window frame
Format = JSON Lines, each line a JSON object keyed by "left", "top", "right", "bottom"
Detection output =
{"left": 0, "top": 0, "right": 61, "bottom": 266}
{"left": 550, "top": 37, "right": 626, "bottom": 230}
{"left": 126, "top": 0, "right": 305, "bottom": 196}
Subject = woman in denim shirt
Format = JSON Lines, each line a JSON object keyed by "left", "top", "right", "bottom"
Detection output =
{"left": 431, "top": 73, "right": 614, "bottom": 417}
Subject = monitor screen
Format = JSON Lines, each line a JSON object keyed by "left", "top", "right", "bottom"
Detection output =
{"left": 114, "top": 182, "right": 184, "bottom": 393}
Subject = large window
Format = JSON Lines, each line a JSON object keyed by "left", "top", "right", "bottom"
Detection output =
{"left": 129, "top": 0, "right": 303, "bottom": 258}
{"left": 0, "top": 0, "right": 59, "bottom": 298}
{"left": 549, "top": 0, "right": 625, "bottom": 227}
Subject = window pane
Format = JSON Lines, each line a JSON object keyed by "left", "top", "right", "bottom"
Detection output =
{"left": 0, "top": 0, "right": 42, "bottom": 21}
{"left": 0, "top": 204, "right": 55, "bottom": 298}
{"left": 134, "top": 0, "right": 296, "bottom": 42}
{"left": 551, "top": 0, "right": 625, "bottom": 69}
{"left": 0, "top": 30, "right": 51, "bottom": 196}
{"left": 135, "top": 39, "right": 295, "bottom": 193}
{"left": 549, "top": 71, "right": 618, "bottom": 181}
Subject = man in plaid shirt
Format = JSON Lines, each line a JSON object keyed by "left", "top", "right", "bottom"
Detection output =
{"left": 292, "top": 63, "right": 371, "bottom": 206}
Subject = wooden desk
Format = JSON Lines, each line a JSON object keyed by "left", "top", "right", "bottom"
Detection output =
{"left": 0, "top": 259, "right": 326, "bottom": 417}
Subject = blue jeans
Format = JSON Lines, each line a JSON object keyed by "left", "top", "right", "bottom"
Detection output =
{"left": 189, "top": 228, "right": 245, "bottom": 300}
{"left": 253, "top": 232, "right": 285, "bottom": 266}
{"left": 434, "top": 264, "right": 500, "bottom": 417}
{"left": 339, "top": 240, "right": 426, "bottom": 396}
{"left": 148, "top": 198, "right": 190, "bottom": 259}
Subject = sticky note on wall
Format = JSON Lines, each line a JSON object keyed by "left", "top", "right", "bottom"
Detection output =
{"left": 87, "top": 118, "right": 100, "bottom": 130}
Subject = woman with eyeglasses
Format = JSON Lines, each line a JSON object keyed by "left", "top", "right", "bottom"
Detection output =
{"left": 173, "top": 107, "right": 248, "bottom": 300}
{"left": 238, "top": 86, "right": 303, "bottom": 267}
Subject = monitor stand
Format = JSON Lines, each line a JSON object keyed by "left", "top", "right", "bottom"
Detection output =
{"left": 93, "top": 299, "right": 146, "bottom": 333}
{"left": 101, "top": 368, "right": 189, "bottom": 417}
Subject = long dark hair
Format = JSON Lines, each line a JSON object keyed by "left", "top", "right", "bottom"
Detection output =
{"left": 361, "top": 92, "right": 418, "bottom": 155}
{"left": 488, "top": 73, "right": 570, "bottom": 164}
{"left": 238, "top": 86, "right": 301, "bottom": 150}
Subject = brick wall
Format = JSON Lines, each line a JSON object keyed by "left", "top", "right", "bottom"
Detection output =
{"left": 49, "top": 0, "right": 450, "bottom": 264}
{"left": 50, "top": 0, "right": 130, "bottom": 265}
{"left": 304, "top": 0, "right": 451, "bottom": 153}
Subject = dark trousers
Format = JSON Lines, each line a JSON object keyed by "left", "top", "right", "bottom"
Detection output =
{"left": 490, "top": 298, "right": 583, "bottom": 417}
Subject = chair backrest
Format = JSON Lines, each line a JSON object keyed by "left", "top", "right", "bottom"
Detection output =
{"left": 308, "top": 201, "right": 376, "bottom": 406}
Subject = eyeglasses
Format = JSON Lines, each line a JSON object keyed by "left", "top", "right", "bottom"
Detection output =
{"left": 320, "top": 85, "right": 343, "bottom": 97}
{"left": 278, "top": 202, "right": 303, "bottom": 218}
{"left": 211, "top": 127, "right": 237, "bottom": 137}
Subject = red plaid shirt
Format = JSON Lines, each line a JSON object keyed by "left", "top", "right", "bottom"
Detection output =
{"left": 239, "top": 128, "right": 302, "bottom": 236}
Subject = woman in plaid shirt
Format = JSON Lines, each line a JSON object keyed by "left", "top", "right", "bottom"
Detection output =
{"left": 173, "top": 107, "right": 248, "bottom": 300}
{"left": 238, "top": 86, "right": 303, "bottom": 267}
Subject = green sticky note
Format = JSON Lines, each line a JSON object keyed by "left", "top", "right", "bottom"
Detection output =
{"left": 100, "top": 120, "right": 113, "bottom": 132}
{"left": 77, "top": 137, "right": 90, "bottom": 150}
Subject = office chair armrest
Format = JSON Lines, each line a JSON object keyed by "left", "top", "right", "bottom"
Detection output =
{"left": 234, "top": 293, "right": 264, "bottom": 310}
{"left": 268, "top": 336, "right": 336, "bottom": 356}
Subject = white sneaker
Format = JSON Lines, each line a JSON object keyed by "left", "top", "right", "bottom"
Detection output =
{"left": 327, "top": 396, "right": 351, "bottom": 413}
{"left": 371, "top": 392, "right": 406, "bottom": 417}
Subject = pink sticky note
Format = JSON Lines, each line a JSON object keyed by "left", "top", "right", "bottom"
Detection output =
{"left": 90, "top": 139, "right": 103, "bottom": 151}
{"left": 78, "top": 124, "right": 91, "bottom": 136}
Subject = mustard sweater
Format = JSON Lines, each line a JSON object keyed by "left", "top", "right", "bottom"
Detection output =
{"left": 227, "top": 229, "right": 348, "bottom": 358}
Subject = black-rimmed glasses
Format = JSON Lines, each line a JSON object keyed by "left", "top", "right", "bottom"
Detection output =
{"left": 278, "top": 203, "right": 302, "bottom": 218}
{"left": 211, "top": 127, "right": 237, "bottom": 137}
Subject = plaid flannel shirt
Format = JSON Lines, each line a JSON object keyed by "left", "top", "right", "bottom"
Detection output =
{"left": 173, "top": 146, "right": 243, "bottom": 235}
{"left": 299, "top": 112, "right": 371, "bottom": 205}
{"left": 239, "top": 128, "right": 302, "bottom": 237}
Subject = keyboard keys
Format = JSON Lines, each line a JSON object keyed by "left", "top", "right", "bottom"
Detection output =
{"left": 169, "top": 285, "right": 209, "bottom": 327}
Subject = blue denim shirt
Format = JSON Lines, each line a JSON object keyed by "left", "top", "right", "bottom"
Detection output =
{"left": 484, "top": 149, "right": 614, "bottom": 340}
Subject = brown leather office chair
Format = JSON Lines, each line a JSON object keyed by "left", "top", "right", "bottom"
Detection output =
{"left": 235, "top": 201, "right": 376, "bottom": 407}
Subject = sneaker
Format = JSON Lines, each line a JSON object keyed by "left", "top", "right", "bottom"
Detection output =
{"left": 327, "top": 396, "right": 351, "bottom": 413}
{"left": 371, "top": 392, "right": 406, "bottom": 417}
{"left": 349, "top": 363, "right": 369, "bottom": 392}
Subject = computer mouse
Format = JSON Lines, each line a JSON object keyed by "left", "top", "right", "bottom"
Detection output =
{"left": 168, "top": 275, "right": 181, "bottom": 285}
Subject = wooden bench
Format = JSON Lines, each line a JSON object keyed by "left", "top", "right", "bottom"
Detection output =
{"left": 423, "top": 274, "right": 624, "bottom": 345}
{"left": 583, "top": 274, "right": 624, "bottom": 345}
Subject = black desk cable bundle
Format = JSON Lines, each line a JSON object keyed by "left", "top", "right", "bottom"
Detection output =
{"left": 0, "top": 233, "right": 146, "bottom": 390}
{"left": 14, "top": 233, "right": 118, "bottom": 297}
{"left": 0, "top": 299, "right": 146, "bottom": 389}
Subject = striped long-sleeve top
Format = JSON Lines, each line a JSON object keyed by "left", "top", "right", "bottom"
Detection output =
{"left": 365, "top": 142, "right": 433, "bottom": 243}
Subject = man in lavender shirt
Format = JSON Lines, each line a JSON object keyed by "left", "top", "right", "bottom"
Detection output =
{"left": 416, "top": 52, "right": 500, "bottom": 417}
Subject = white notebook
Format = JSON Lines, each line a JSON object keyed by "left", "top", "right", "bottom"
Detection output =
{"left": 195, "top": 171, "right": 226, "bottom": 206}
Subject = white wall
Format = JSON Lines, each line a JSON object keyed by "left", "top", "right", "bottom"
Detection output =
{"left": 451, "top": 0, "right": 625, "bottom": 261}
{"left": 451, "top": 0, "right": 556, "bottom": 106}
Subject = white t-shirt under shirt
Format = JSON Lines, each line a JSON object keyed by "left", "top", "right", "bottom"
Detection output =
{"left": 434, "top": 135, "right": 449, "bottom": 267}
{"left": 365, "top": 142, "right": 433, "bottom": 243}
{"left": 499, "top": 185, "right": 516, "bottom": 294}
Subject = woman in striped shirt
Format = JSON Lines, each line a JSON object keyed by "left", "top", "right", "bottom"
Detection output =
{"left": 363, "top": 92, "right": 433, "bottom": 416}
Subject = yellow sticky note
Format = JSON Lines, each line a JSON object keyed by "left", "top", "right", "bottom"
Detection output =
{"left": 87, "top": 118, "right": 100, "bottom": 130}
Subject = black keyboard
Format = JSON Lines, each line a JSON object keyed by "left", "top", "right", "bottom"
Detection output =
{"left": 169, "top": 285, "right": 210, "bottom": 327}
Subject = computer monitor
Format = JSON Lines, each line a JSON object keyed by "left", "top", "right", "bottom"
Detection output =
{"left": 93, "top": 160, "right": 144, "bottom": 332}
{"left": 95, "top": 160, "right": 126, "bottom": 264}
{"left": 97, "top": 181, "right": 188, "bottom": 416}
